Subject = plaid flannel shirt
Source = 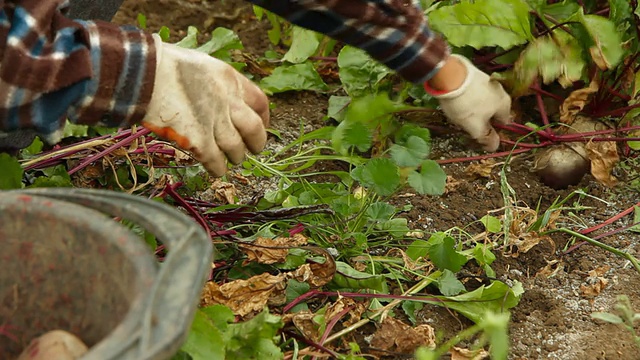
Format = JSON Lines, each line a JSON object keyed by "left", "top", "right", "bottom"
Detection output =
{"left": 252, "top": 0, "right": 450, "bottom": 83}
{"left": 0, "top": 0, "right": 449, "bottom": 140}
{"left": 0, "top": 0, "right": 155, "bottom": 142}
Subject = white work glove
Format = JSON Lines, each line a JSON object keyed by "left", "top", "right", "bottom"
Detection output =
{"left": 141, "top": 34, "right": 269, "bottom": 176}
{"left": 428, "top": 55, "right": 512, "bottom": 152}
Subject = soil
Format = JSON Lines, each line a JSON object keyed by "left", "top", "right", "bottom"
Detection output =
{"left": 113, "top": 1, "right": 640, "bottom": 359}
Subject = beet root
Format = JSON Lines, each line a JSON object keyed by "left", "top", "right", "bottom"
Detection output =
{"left": 533, "top": 143, "right": 590, "bottom": 189}
{"left": 532, "top": 116, "right": 610, "bottom": 189}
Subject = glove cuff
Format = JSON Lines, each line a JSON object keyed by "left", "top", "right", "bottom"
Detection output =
{"left": 423, "top": 54, "right": 475, "bottom": 100}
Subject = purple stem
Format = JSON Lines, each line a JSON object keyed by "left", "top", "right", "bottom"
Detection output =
{"left": 590, "top": 102, "right": 640, "bottom": 118}
{"left": 311, "top": 305, "right": 353, "bottom": 360}
{"left": 435, "top": 148, "right": 532, "bottom": 165}
{"left": 556, "top": 125, "right": 640, "bottom": 141}
{"left": 67, "top": 128, "right": 152, "bottom": 175}
{"left": 162, "top": 182, "right": 213, "bottom": 242}
{"left": 529, "top": 85, "right": 565, "bottom": 102}
{"left": 500, "top": 140, "right": 550, "bottom": 148}
{"left": 534, "top": 83, "right": 555, "bottom": 138}
{"left": 288, "top": 223, "right": 305, "bottom": 236}
{"left": 564, "top": 220, "right": 640, "bottom": 255}
{"left": 598, "top": 53, "right": 640, "bottom": 106}
{"left": 40, "top": 128, "right": 133, "bottom": 155}
{"left": 24, "top": 129, "right": 135, "bottom": 172}
{"left": 495, "top": 123, "right": 555, "bottom": 141}
{"left": 284, "top": 331, "right": 341, "bottom": 359}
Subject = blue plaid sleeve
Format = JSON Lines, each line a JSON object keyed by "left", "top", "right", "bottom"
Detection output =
{"left": 249, "top": 0, "right": 450, "bottom": 83}
{"left": 0, "top": 1, "right": 156, "bottom": 144}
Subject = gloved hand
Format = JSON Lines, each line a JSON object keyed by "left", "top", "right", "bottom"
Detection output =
{"left": 425, "top": 55, "right": 512, "bottom": 152}
{"left": 141, "top": 34, "right": 270, "bottom": 177}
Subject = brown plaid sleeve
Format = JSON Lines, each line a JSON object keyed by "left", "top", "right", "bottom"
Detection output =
{"left": 0, "top": 0, "right": 156, "bottom": 142}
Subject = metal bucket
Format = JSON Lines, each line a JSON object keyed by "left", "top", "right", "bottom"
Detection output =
{"left": 0, "top": 188, "right": 212, "bottom": 360}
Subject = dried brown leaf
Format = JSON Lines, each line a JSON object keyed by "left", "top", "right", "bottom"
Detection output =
{"left": 283, "top": 299, "right": 366, "bottom": 343}
{"left": 580, "top": 265, "right": 611, "bottom": 298}
{"left": 589, "top": 46, "right": 611, "bottom": 71}
{"left": 445, "top": 175, "right": 464, "bottom": 194}
{"left": 509, "top": 233, "right": 555, "bottom": 255}
{"left": 369, "top": 317, "right": 436, "bottom": 354}
{"left": 559, "top": 81, "right": 599, "bottom": 125}
{"left": 288, "top": 311, "right": 322, "bottom": 341}
{"left": 240, "top": 233, "right": 308, "bottom": 265}
{"left": 200, "top": 273, "right": 286, "bottom": 317}
{"left": 620, "top": 56, "right": 637, "bottom": 93}
{"left": 536, "top": 260, "right": 565, "bottom": 278}
{"left": 72, "top": 163, "right": 105, "bottom": 188}
{"left": 585, "top": 140, "right": 619, "bottom": 187}
{"left": 385, "top": 248, "right": 432, "bottom": 275}
{"left": 325, "top": 297, "right": 367, "bottom": 328}
{"left": 210, "top": 179, "right": 237, "bottom": 204}
{"left": 450, "top": 346, "right": 490, "bottom": 360}
{"left": 174, "top": 147, "right": 193, "bottom": 163}
{"left": 504, "top": 206, "right": 557, "bottom": 256}
{"left": 589, "top": 265, "right": 611, "bottom": 278}
{"left": 465, "top": 159, "right": 497, "bottom": 179}
{"left": 231, "top": 172, "right": 250, "bottom": 185}
{"left": 290, "top": 247, "right": 336, "bottom": 287}
{"left": 351, "top": 260, "right": 367, "bottom": 272}
{"left": 580, "top": 277, "right": 609, "bottom": 297}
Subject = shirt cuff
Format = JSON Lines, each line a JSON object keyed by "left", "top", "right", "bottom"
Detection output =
{"left": 67, "top": 20, "right": 157, "bottom": 128}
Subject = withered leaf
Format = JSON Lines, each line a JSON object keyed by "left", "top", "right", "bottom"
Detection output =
{"left": 589, "top": 265, "right": 611, "bottom": 278}
{"left": 290, "top": 246, "right": 336, "bottom": 287}
{"left": 536, "top": 260, "right": 564, "bottom": 278}
{"left": 508, "top": 233, "right": 555, "bottom": 255}
{"left": 450, "top": 346, "right": 490, "bottom": 360}
{"left": 385, "top": 248, "right": 431, "bottom": 274}
{"left": 210, "top": 179, "right": 237, "bottom": 204}
{"left": 580, "top": 265, "right": 611, "bottom": 298}
{"left": 589, "top": 46, "right": 611, "bottom": 71}
{"left": 288, "top": 311, "right": 322, "bottom": 341}
{"left": 200, "top": 273, "right": 286, "bottom": 317}
{"left": 324, "top": 297, "right": 367, "bottom": 328}
{"left": 505, "top": 206, "right": 557, "bottom": 257}
{"left": 240, "top": 233, "right": 308, "bottom": 264}
{"left": 585, "top": 140, "right": 619, "bottom": 187}
{"left": 580, "top": 277, "right": 608, "bottom": 298}
{"left": 369, "top": 317, "right": 436, "bottom": 353}
{"left": 620, "top": 56, "right": 637, "bottom": 93}
{"left": 445, "top": 175, "right": 464, "bottom": 194}
{"left": 465, "top": 159, "right": 497, "bottom": 179}
{"left": 559, "top": 81, "right": 599, "bottom": 125}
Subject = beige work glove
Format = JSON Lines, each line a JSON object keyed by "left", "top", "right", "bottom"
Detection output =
{"left": 17, "top": 330, "right": 88, "bottom": 360}
{"left": 142, "top": 34, "right": 269, "bottom": 176}
{"left": 428, "top": 55, "right": 512, "bottom": 152}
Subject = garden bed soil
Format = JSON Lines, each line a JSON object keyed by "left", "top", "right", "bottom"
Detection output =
{"left": 113, "top": 1, "right": 640, "bottom": 359}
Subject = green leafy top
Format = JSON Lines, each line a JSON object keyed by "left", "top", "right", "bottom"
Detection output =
{"left": 429, "top": 0, "right": 533, "bottom": 49}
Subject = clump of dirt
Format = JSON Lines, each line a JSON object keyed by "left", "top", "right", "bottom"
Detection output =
{"left": 113, "top": 1, "right": 640, "bottom": 358}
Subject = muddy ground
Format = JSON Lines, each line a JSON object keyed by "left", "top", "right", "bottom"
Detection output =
{"left": 113, "top": 1, "right": 640, "bottom": 359}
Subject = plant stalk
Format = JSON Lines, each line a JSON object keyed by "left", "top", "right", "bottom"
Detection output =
{"left": 546, "top": 228, "right": 640, "bottom": 274}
